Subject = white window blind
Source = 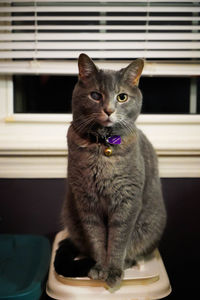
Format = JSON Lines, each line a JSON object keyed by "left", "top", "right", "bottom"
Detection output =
{"left": 0, "top": 0, "right": 200, "bottom": 74}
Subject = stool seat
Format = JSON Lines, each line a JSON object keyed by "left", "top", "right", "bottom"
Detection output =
{"left": 46, "top": 231, "right": 171, "bottom": 300}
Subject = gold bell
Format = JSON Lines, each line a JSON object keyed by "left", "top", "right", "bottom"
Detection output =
{"left": 104, "top": 147, "right": 112, "bottom": 156}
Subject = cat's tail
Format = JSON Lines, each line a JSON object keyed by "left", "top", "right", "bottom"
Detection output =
{"left": 54, "top": 238, "right": 96, "bottom": 277}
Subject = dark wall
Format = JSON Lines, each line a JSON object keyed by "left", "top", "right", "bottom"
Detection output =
{"left": 0, "top": 179, "right": 66, "bottom": 235}
{"left": 0, "top": 178, "right": 200, "bottom": 299}
{"left": 160, "top": 178, "right": 200, "bottom": 299}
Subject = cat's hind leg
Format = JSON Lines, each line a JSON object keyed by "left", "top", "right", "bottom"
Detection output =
{"left": 125, "top": 212, "right": 165, "bottom": 268}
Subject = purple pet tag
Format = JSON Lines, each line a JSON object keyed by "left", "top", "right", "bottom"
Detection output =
{"left": 107, "top": 135, "right": 121, "bottom": 145}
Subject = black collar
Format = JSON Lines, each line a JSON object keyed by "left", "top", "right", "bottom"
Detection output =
{"left": 87, "top": 132, "right": 121, "bottom": 146}
{"left": 72, "top": 124, "right": 121, "bottom": 146}
{"left": 87, "top": 132, "right": 108, "bottom": 145}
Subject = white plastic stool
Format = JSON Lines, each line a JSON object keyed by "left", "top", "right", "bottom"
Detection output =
{"left": 46, "top": 231, "right": 171, "bottom": 300}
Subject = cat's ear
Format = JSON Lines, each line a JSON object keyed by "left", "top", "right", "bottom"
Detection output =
{"left": 78, "top": 53, "right": 98, "bottom": 81}
{"left": 122, "top": 59, "right": 144, "bottom": 86}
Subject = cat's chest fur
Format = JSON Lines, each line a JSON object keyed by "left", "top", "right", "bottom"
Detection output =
{"left": 67, "top": 126, "right": 144, "bottom": 210}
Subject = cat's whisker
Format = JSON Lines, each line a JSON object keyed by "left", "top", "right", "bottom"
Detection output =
{"left": 115, "top": 114, "right": 135, "bottom": 135}
{"left": 119, "top": 117, "right": 135, "bottom": 134}
{"left": 74, "top": 113, "right": 103, "bottom": 130}
{"left": 120, "top": 120, "right": 131, "bottom": 134}
{"left": 76, "top": 122, "right": 93, "bottom": 134}
{"left": 73, "top": 114, "right": 100, "bottom": 134}
{"left": 121, "top": 119, "right": 135, "bottom": 135}
{"left": 73, "top": 117, "right": 94, "bottom": 134}
{"left": 74, "top": 113, "right": 100, "bottom": 122}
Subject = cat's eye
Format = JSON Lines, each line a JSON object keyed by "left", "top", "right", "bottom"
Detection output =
{"left": 90, "top": 91, "right": 102, "bottom": 101}
{"left": 117, "top": 93, "right": 128, "bottom": 103}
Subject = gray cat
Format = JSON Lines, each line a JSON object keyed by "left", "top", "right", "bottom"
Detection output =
{"left": 61, "top": 53, "right": 166, "bottom": 288}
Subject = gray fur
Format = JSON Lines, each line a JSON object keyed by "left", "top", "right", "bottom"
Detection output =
{"left": 62, "top": 53, "right": 166, "bottom": 288}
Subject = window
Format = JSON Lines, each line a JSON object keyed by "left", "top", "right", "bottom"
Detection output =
{"left": 13, "top": 75, "right": 75, "bottom": 113}
{"left": 0, "top": 1, "right": 200, "bottom": 178}
{"left": 141, "top": 77, "right": 192, "bottom": 114}
{"left": 13, "top": 75, "right": 199, "bottom": 114}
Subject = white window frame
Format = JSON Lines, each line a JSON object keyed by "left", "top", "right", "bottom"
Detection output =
{"left": 0, "top": 71, "right": 200, "bottom": 178}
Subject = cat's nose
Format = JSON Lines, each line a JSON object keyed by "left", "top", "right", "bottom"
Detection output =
{"left": 104, "top": 107, "right": 115, "bottom": 116}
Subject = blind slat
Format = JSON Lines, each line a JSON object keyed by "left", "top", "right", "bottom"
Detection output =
{"left": 1, "top": 33, "right": 200, "bottom": 41}
{"left": 1, "top": 41, "right": 200, "bottom": 50}
{"left": 4, "top": 0, "right": 200, "bottom": 2}
{"left": 0, "top": 41, "right": 200, "bottom": 50}
{"left": 1, "top": 61, "right": 199, "bottom": 76}
{"left": 1, "top": 6, "right": 200, "bottom": 13}
{"left": 1, "top": 50, "right": 200, "bottom": 59}
{"left": 1, "top": 42, "right": 200, "bottom": 50}
{"left": 1, "top": 25, "right": 200, "bottom": 31}
{"left": 1, "top": 16, "right": 200, "bottom": 22}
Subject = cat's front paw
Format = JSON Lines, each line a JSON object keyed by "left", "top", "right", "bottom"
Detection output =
{"left": 88, "top": 264, "right": 123, "bottom": 288}
{"left": 106, "top": 267, "right": 123, "bottom": 288}
{"left": 88, "top": 263, "right": 107, "bottom": 281}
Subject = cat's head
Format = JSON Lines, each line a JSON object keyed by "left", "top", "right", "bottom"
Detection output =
{"left": 72, "top": 53, "right": 144, "bottom": 136}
